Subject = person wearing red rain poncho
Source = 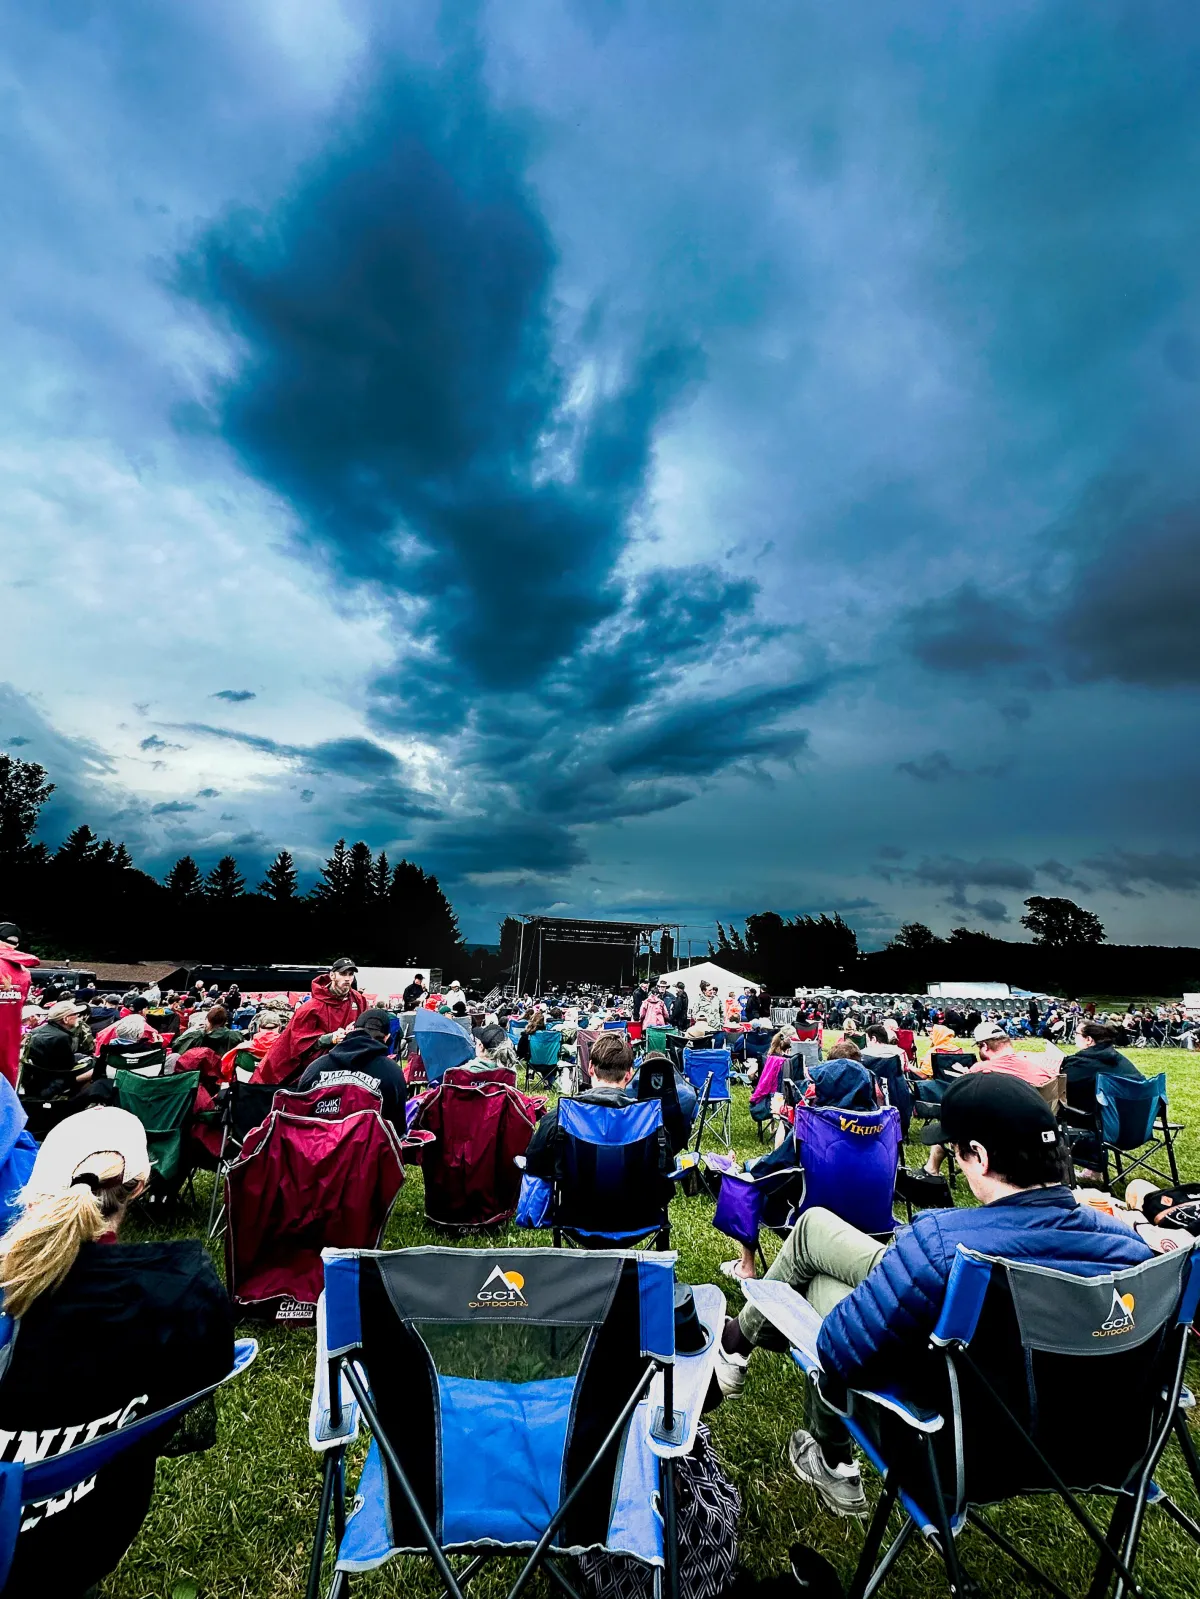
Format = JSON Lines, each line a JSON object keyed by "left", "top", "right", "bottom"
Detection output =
{"left": 0, "top": 923, "right": 38, "bottom": 1090}
{"left": 251, "top": 958, "right": 368, "bottom": 1086}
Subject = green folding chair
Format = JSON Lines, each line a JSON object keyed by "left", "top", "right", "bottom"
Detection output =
{"left": 115, "top": 1069, "right": 200, "bottom": 1199}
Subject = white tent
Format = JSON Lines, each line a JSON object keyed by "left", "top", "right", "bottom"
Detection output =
{"left": 660, "top": 959, "right": 755, "bottom": 1007}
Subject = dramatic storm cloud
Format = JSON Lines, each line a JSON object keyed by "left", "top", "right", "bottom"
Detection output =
{"left": 1, "top": 0, "right": 1199, "bottom": 945}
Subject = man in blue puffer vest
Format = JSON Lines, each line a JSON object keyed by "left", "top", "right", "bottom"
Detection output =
{"left": 715, "top": 1074, "right": 1152, "bottom": 1516}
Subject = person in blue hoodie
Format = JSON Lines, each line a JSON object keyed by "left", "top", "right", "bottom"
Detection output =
{"left": 714, "top": 1074, "right": 1151, "bottom": 1517}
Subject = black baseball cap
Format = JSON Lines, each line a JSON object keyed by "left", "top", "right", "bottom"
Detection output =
{"left": 920, "top": 1073, "right": 1058, "bottom": 1155}
{"left": 357, "top": 1007, "right": 393, "bottom": 1033}
{"left": 329, "top": 957, "right": 358, "bottom": 974}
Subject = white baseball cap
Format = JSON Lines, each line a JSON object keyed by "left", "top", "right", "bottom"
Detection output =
{"left": 28, "top": 1107, "right": 151, "bottom": 1197}
{"left": 972, "top": 1021, "right": 1008, "bottom": 1044}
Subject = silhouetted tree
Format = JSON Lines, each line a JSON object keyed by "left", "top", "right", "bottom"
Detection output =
{"left": 1021, "top": 896, "right": 1106, "bottom": 949}
{"left": 204, "top": 855, "right": 246, "bottom": 903}
{"left": 166, "top": 856, "right": 204, "bottom": 900}
{"left": 0, "top": 754, "right": 53, "bottom": 864}
{"left": 259, "top": 850, "right": 298, "bottom": 901}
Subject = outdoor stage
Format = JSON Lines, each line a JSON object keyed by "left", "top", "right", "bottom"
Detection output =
{"left": 509, "top": 915, "right": 679, "bottom": 990}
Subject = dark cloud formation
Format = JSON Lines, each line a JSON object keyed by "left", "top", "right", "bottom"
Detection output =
{"left": 139, "top": 734, "right": 184, "bottom": 753}
{"left": 195, "top": 787, "right": 221, "bottom": 798}
{"left": 212, "top": 689, "right": 256, "bottom": 702}
{"left": 150, "top": 800, "right": 197, "bottom": 815}
{"left": 1081, "top": 850, "right": 1200, "bottom": 897}
{"left": 896, "top": 750, "right": 1011, "bottom": 784}
{"left": 178, "top": 24, "right": 820, "bottom": 879}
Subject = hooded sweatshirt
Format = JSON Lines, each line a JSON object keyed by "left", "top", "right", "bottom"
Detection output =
{"left": 0, "top": 944, "right": 37, "bottom": 1090}
{"left": 252, "top": 975, "right": 367, "bottom": 1086}
{"left": 1066, "top": 1040, "right": 1145, "bottom": 1114}
{"left": 297, "top": 1030, "right": 409, "bottom": 1130}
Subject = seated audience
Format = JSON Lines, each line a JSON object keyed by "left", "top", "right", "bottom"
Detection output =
{"left": 1065, "top": 1021, "right": 1145, "bottom": 1115}
{"left": 0, "top": 1107, "right": 234, "bottom": 1598}
{"left": 296, "top": 1008, "right": 409, "bottom": 1132}
{"left": 715, "top": 1075, "right": 1151, "bottom": 1515}
{"left": 172, "top": 1004, "right": 243, "bottom": 1060}
{"left": 20, "top": 1000, "right": 96, "bottom": 1099}
{"left": 220, "top": 1007, "right": 286, "bottom": 1081}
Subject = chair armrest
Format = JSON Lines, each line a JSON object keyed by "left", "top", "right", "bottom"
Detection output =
{"left": 646, "top": 1283, "right": 725, "bottom": 1459}
{"left": 1057, "top": 1103, "right": 1093, "bottom": 1126}
{"left": 740, "top": 1279, "right": 824, "bottom": 1375}
{"left": 308, "top": 1294, "right": 360, "bottom": 1451}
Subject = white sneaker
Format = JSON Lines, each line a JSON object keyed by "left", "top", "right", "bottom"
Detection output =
{"left": 713, "top": 1340, "right": 748, "bottom": 1398}
{"left": 787, "top": 1428, "right": 867, "bottom": 1516}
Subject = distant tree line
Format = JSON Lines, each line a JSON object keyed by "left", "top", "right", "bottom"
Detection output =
{"left": 0, "top": 752, "right": 468, "bottom": 970}
{"left": 712, "top": 897, "right": 1200, "bottom": 999}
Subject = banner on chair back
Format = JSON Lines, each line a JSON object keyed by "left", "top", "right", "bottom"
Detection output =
{"left": 1004, "top": 1249, "right": 1188, "bottom": 1355}
{"left": 379, "top": 1248, "right": 624, "bottom": 1325}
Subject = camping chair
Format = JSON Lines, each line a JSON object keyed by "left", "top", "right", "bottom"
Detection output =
{"left": 524, "top": 1027, "right": 563, "bottom": 1090}
{"left": 644, "top": 1025, "right": 674, "bottom": 1055}
{"left": 682, "top": 1047, "right": 732, "bottom": 1150}
{"left": 861, "top": 1053, "right": 914, "bottom": 1138}
{"left": 792, "top": 1030, "right": 821, "bottom": 1074}
{"left": 273, "top": 1081, "right": 383, "bottom": 1121}
{"left": 114, "top": 1068, "right": 200, "bottom": 1201}
{"left": 1037, "top": 1071, "right": 1068, "bottom": 1116}
{"left": 929, "top": 1050, "right": 976, "bottom": 1082}
{"left": 636, "top": 1052, "right": 694, "bottom": 1152}
{"left": 790, "top": 1103, "right": 901, "bottom": 1240}
{"left": 0, "top": 1332, "right": 258, "bottom": 1592}
{"left": 1093, "top": 1071, "right": 1182, "bottom": 1189}
{"left": 305, "top": 1246, "right": 723, "bottom": 1599}
{"left": 712, "top": 1159, "right": 806, "bottom": 1271}
{"left": 205, "top": 1077, "right": 276, "bottom": 1239}
{"left": 551, "top": 1098, "right": 675, "bottom": 1250}
{"left": 101, "top": 1040, "right": 166, "bottom": 1078}
{"left": 225, "top": 1106, "right": 406, "bottom": 1324}
{"left": 411, "top": 1066, "right": 541, "bottom": 1228}
{"left": 755, "top": 1245, "right": 1200, "bottom": 1599}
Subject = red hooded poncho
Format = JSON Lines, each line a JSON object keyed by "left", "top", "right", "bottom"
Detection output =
{"left": 250, "top": 975, "right": 368, "bottom": 1086}
{"left": 0, "top": 943, "right": 38, "bottom": 1089}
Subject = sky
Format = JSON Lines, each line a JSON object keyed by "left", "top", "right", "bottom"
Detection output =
{"left": 2, "top": 0, "right": 1200, "bottom": 951}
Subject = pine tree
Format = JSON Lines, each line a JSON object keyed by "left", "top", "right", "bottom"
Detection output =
{"left": 371, "top": 850, "right": 390, "bottom": 901}
{"left": 312, "top": 838, "right": 351, "bottom": 906}
{"left": 112, "top": 841, "right": 134, "bottom": 871}
{"left": 259, "top": 849, "right": 298, "bottom": 901}
{"left": 55, "top": 825, "right": 99, "bottom": 865}
{"left": 95, "top": 838, "right": 116, "bottom": 868}
{"left": 204, "top": 855, "right": 246, "bottom": 902}
{"left": 346, "top": 841, "right": 375, "bottom": 908}
{"left": 166, "top": 855, "right": 204, "bottom": 899}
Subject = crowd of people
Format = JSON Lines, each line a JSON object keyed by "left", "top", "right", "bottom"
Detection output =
{"left": 0, "top": 925, "right": 1196, "bottom": 1594}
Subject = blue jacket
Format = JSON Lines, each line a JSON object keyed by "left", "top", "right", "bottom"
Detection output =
{"left": 0, "top": 1075, "right": 36, "bottom": 1231}
{"left": 816, "top": 1187, "right": 1153, "bottom": 1391}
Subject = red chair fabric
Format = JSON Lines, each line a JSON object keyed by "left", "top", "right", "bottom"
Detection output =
{"left": 224, "top": 1108, "right": 404, "bottom": 1323}
{"left": 270, "top": 1081, "right": 382, "bottom": 1120}
{"left": 411, "top": 1066, "right": 542, "bottom": 1228}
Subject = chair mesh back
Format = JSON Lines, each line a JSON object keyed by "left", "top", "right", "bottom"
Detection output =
{"left": 356, "top": 1251, "right": 662, "bottom": 1550}
{"left": 555, "top": 1100, "right": 668, "bottom": 1237}
{"left": 1096, "top": 1072, "right": 1166, "bottom": 1149}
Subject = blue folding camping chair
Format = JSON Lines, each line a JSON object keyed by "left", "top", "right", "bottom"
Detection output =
{"left": 524, "top": 1027, "right": 563, "bottom": 1089}
{"left": 551, "top": 1097, "right": 675, "bottom": 1249}
{"left": 1094, "top": 1071, "right": 1182, "bottom": 1189}
{"left": 747, "top": 1245, "right": 1200, "bottom": 1599}
{"left": 682, "top": 1047, "right": 733, "bottom": 1150}
{"left": 0, "top": 1332, "right": 257, "bottom": 1590}
{"left": 414, "top": 1008, "right": 477, "bottom": 1082}
{"left": 305, "top": 1246, "right": 724, "bottom": 1599}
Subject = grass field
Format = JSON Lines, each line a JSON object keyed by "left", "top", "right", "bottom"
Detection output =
{"left": 110, "top": 1043, "right": 1200, "bottom": 1599}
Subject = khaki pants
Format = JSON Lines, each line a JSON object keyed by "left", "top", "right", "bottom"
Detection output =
{"left": 738, "top": 1206, "right": 887, "bottom": 1460}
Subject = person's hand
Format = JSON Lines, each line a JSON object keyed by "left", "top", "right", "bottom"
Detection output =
{"left": 947, "top": 1064, "right": 968, "bottom": 1076}
{"left": 332, "top": 1027, "right": 348, "bottom": 1045}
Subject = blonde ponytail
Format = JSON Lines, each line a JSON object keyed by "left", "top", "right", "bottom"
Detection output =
{"left": 0, "top": 1181, "right": 127, "bottom": 1319}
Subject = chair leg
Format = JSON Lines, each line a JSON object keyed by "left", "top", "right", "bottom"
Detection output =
{"left": 1163, "top": 1109, "right": 1181, "bottom": 1184}
{"left": 661, "top": 1458, "right": 679, "bottom": 1599}
{"left": 306, "top": 1451, "right": 340, "bottom": 1599}
{"left": 847, "top": 1476, "right": 899, "bottom": 1599}
{"left": 922, "top": 1437, "right": 970, "bottom": 1598}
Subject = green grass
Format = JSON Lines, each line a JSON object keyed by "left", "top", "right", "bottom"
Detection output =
{"left": 108, "top": 1046, "right": 1200, "bottom": 1598}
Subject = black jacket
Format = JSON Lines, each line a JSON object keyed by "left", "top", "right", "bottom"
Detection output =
{"left": 0, "top": 1239, "right": 233, "bottom": 1598}
{"left": 21, "top": 1022, "right": 86, "bottom": 1098}
{"left": 297, "top": 1031, "right": 409, "bottom": 1130}
{"left": 524, "top": 1086, "right": 634, "bottom": 1178}
{"left": 1066, "top": 1041, "right": 1145, "bottom": 1114}
{"left": 669, "top": 990, "right": 689, "bottom": 1030}
{"left": 401, "top": 983, "right": 425, "bottom": 1011}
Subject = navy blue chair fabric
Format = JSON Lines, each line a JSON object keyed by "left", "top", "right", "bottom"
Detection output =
{"left": 552, "top": 1097, "right": 673, "bottom": 1248}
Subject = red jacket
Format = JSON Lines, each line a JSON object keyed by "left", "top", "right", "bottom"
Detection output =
{"left": 251, "top": 975, "right": 367, "bottom": 1086}
{"left": 0, "top": 944, "right": 37, "bottom": 1089}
